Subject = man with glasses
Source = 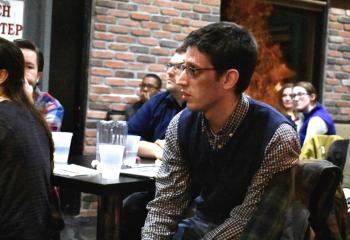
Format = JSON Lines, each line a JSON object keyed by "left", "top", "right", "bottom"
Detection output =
{"left": 125, "top": 73, "right": 162, "bottom": 120}
{"left": 142, "top": 22, "right": 300, "bottom": 239}
{"left": 122, "top": 47, "right": 186, "bottom": 240}
{"left": 127, "top": 47, "right": 186, "bottom": 159}
{"left": 293, "top": 81, "right": 335, "bottom": 146}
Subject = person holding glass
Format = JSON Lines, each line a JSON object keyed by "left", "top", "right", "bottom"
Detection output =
{"left": 0, "top": 37, "right": 63, "bottom": 239}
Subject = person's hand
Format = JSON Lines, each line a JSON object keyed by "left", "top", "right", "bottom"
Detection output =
{"left": 153, "top": 144, "right": 163, "bottom": 160}
{"left": 137, "top": 141, "right": 164, "bottom": 160}
{"left": 155, "top": 139, "right": 165, "bottom": 149}
{"left": 23, "top": 78, "right": 34, "bottom": 103}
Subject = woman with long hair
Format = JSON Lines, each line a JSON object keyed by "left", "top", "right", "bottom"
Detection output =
{"left": 278, "top": 82, "right": 302, "bottom": 130}
{"left": 0, "top": 37, "right": 63, "bottom": 239}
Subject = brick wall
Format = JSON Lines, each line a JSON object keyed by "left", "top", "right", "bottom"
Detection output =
{"left": 324, "top": 8, "right": 350, "bottom": 122}
{"left": 84, "top": 0, "right": 220, "bottom": 155}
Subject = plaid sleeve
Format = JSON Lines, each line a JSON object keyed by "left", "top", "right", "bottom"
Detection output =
{"left": 202, "top": 123, "right": 300, "bottom": 240}
{"left": 142, "top": 112, "right": 191, "bottom": 240}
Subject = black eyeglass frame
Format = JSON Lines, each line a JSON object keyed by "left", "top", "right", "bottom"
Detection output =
{"left": 290, "top": 92, "right": 309, "bottom": 99}
{"left": 139, "top": 83, "right": 160, "bottom": 90}
{"left": 180, "top": 64, "right": 217, "bottom": 77}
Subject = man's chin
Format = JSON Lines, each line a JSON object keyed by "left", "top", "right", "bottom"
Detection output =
{"left": 186, "top": 103, "right": 201, "bottom": 112}
{"left": 166, "top": 84, "right": 179, "bottom": 93}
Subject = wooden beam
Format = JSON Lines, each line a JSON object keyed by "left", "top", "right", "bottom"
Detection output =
{"left": 261, "top": 0, "right": 327, "bottom": 12}
{"left": 330, "top": 0, "right": 350, "bottom": 9}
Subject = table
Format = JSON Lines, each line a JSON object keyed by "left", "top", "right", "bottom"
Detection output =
{"left": 53, "top": 156, "right": 155, "bottom": 240}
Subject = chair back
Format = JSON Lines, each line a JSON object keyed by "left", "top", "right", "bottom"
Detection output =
{"left": 300, "top": 135, "right": 343, "bottom": 160}
{"left": 327, "top": 139, "right": 350, "bottom": 189}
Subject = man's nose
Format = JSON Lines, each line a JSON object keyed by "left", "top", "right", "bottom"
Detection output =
{"left": 176, "top": 71, "right": 186, "bottom": 85}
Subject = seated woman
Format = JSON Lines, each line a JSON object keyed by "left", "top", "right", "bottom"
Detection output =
{"left": 293, "top": 81, "right": 336, "bottom": 146}
{"left": 0, "top": 37, "right": 63, "bottom": 239}
{"left": 278, "top": 82, "right": 302, "bottom": 131}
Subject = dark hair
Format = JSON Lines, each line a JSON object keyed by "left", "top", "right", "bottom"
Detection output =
{"left": 182, "top": 21, "right": 258, "bottom": 95}
{"left": 38, "top": 50, "right": 44, "bottom": 72}
{"left": 0, "top": 37, "right": 54, "bottom": 165}
{"left": 175, "top": 44, "right": 187, "bottom": 54}
{"left": 13, "top": 38, "right": 43, "bottom": 72}
{"left": 143, "top": 73, "right": 162, "bottom": 89}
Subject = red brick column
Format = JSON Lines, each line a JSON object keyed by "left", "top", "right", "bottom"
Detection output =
{"left": 324, "top": 8, "right": 350, "bottom": 122}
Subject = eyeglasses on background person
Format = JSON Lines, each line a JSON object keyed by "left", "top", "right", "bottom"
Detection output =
{"left": 291, "top": 92, "right": 309, "bottom": 99}
{"left": 165, "top": 63, "right": 183, "bottom": 74}
{"left": 139, "top": 83, "right": 160, "bottom": 90}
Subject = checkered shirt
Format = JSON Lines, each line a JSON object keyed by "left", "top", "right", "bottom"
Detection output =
{"left": 142, "top": 95, "right": 300, "bottom": 240}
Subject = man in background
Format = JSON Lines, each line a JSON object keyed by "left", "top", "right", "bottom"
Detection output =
{"left": 127, "top": 47, "right": 186, "bottom": 160}
{"left": 14, "top": 39, "right": 64, "bottom": 131}
{"left": 125, "top": 73, "right": 162, "bottom": 120}
{"left": 122, "top": 46, "right": 186, "bottom": 240}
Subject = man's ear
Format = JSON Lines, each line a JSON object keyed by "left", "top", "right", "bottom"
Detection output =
{"left": 36, "top": 71, "right": 42, "bottom": 84}
{"left": 0, "top": 69, "right": 8, "bottom": 85}
{"left": 223, "top": 69, "right": 239, "bottom": 91}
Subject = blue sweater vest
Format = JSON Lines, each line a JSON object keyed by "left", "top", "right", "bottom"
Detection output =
{"left": 299, "top": 103, "right": 336, "bottom": 146}
{"left": 178, "top": 98, "right": 291, "bottom": 223}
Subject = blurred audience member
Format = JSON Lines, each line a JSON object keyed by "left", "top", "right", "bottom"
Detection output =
{"left": 0, "top": 37, "right": 63, "bottom": 239}
{"left": 293, "top": 81, "right": 335, "bottom": 146}
{"left": 128, "top": 47, "right": 186, "bottom": 160}
{"left": 14, "top": 39, "right": 64, "bottom": 131}
{"left": 126, "top": 73, "right": 162, "bottom": 120}
{"left": 122, "top": 47, "right": 186, "bottom": 240}
{"left": 278, "top": 82, "right": 302, "bottom": 131}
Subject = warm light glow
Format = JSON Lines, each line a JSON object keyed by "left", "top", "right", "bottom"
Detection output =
{"left": 226, "top": 0, "right": 295, "bottom": 107}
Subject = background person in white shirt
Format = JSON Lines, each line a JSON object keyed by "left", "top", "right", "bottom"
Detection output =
{"left": 293, "top": 81, "right": 336, "bottom": 146}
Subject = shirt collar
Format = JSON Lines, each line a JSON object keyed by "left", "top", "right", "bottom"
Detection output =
{"left": 201, "top": 94, "right": 250, "bottom": 150}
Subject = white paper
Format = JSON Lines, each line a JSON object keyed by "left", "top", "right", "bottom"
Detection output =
{"left": 54, "top": 164, "right": 99, "bottom": 177}
{"left": 120, "top": 165, "right": 160, "bottom": 178}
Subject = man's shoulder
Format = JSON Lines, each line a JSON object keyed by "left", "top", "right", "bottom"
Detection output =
{"left": 313, "top": 103, "right": 333, "bottom": 117}
{"left": 142, "top": 91, "right": 171, "bottom": 110}
{"left": 150, "top": 91, "right": 170, "bottom": 102}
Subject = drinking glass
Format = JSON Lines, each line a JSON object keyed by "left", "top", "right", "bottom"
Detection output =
{"left": 96, "top": 120, "right": 127, "bottom": 179}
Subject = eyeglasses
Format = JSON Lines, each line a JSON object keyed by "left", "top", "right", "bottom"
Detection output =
{"left": 180, "top": 64, "right": 216, "bottom": 77}
{"left": 291, "top": 92, "right": 309, "bottom": 99}
{"left": 139, "top": 83, "right": 159, "bottom": 90}
{"left": 165, "top": 63, "right": 183, "bottom": 74}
